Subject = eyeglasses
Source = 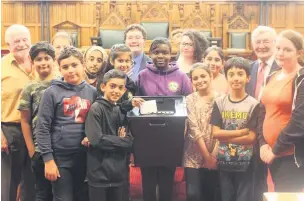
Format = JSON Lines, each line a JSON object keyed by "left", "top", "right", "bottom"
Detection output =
{"left": 181, "top": 43, "right": 194, "bottom": 47}
{"left": 126, "top": 36, "right": 144, "bottom": 41}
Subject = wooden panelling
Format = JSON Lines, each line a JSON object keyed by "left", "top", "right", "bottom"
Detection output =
{"left": 2, "top": 3, "right": 16, "bottom": 23}
{"left": 24, "top": 3, "right": 40, "bottom": 23}
{"left": 1, "top": 1, "right": 304, "bottom": 49}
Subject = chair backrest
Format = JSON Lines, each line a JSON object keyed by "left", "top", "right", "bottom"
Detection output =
{"left": 141, "top": 22, "right": 169, "bottom": 40}
{"left": 231, "top": 32, "right": 247, "bottom": 49}
{"left": 99, "top": 30, "right": 125, "bottom": 49}
{"left": 98, "top": 11, "right": 126, "bottom": 49}
{"left": 140, "top": 3, "right": 172, "bottom": 40}
{"left": 222, "top": 4, "right": 256, "bottom": 50}
{"left": 182, "top": 7, "right": 214, "bottom": 38}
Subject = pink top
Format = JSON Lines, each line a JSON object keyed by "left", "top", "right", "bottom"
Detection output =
{"left": 212, "top": 73, "right": 228, "bottom": 94}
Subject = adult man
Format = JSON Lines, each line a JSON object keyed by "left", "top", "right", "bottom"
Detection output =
{"left": 124, "top": 24, "right": 151, "bottom": 81}
{"left": 246, "top": 26, "right": 280, "bottom": 201}
{"left": 1, "top": 24, "right": 35, "bottom": 201}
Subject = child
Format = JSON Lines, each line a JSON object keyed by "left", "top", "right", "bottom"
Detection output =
{"left": 84, "top": 46, "right": 108, "bottom": 87}
{"left": 85, "top": 69, "right": 133, "bottom": 201}
{"left": 203, "top": 46, "right": 228, "bottom": 94}
{"left": 35, "top": 46, "right": 97, "bottom": 201}
{"left": 18, "top": 41, "right": 56, "bottom": 201}
{"left": 51, "top": 31, "right": 73, "bottom": 61}
{"left": 51, "top": 31, "right": 73, "bottom": 78}
{"left": 183, "top": 63, "right": 221, "bottom": 201}
{"left": 136, "top": 37, "right": 192, "bottom": 201}
{"left": 210, "top": 57, "right": 259, "bottom": 201}
{"left": 96, "top": 44, "right": 138, "bottom": 113}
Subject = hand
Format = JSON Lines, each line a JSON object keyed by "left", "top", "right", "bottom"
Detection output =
{"left": 129, "top": 153, "right": 135, "bottom": 167}
{"left": 28, "top": 148, "right": 35, "bottom": 158}
{"left": 131, "top": 98, "right": 145, "bottom": 108}
{"left": 204, "top": 155, "right": 217, "bottom": 170}
{"left": 118, "top": 127, "right": 126, "bottom": 138}
{"left": 81, "top": 137, "right": 90, "bottom": 147}
{"left": 260, "top": 144, "right": 271, "bottom": 162}
{"left": 45, "top": 160, "right": 60, "bottom": 181}
{"left": 1, "top": 132, "right": 9, "bottom": 154}
{"left": 264, "top": 149, "right": 277, "bottom": 164}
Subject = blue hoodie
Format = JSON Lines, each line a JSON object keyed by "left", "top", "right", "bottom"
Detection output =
{"left": 35, "top": 79, "right": 97, "bottom": 162}
{"left": 136, "top": 62, "right": 192, "bottom": 96}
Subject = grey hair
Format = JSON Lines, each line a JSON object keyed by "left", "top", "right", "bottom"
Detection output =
{"left": 5, "top": 24, "right": 30, "bottom": 44}
{"left": 251, "top": 26, "right": 277, "bottom": 42}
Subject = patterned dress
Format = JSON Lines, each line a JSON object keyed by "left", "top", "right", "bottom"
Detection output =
{"left": 183, "top": 91, "right": 219, "bottom": 168}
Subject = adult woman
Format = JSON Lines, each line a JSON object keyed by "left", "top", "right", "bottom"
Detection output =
{"left": 259, "top": 30, "right": 304, "bottom": 192}
{"left": 176, "top": 30, "right": 209, "bottom": 75}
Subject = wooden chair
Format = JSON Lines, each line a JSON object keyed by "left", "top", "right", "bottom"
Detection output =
{"left": 222, "top": 4, "right": 256, "bottom": 58}
{"left": 98, "top": 11, "right": 126, "bottom": 49}
{"left": 139, "top": 3, "right": 172, "bottom": 40}
{"left": 52, "top": 20, "right": 81, "bottom": 47}
{"left": 182, "top": 5, "right": 215, "bottom": 39}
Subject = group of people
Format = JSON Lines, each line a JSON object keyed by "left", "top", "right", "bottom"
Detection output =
{"left": 1, "top": 22, "right": 304, "bottom": 201}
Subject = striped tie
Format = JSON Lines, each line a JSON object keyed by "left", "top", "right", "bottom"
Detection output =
{"left": 127, "top": 68, "right": 133, "bottom": 78}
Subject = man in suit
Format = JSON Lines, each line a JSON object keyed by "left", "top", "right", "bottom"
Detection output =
{"left": 124, "top": 24, "right": 151, "bottom": 81}
{"left": 246, "top": 26, "right": 280, "bottom": 201}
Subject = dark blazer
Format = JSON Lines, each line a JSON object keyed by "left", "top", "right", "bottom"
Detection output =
{"left": 138, "top": 53, "right": 151, "bottom": 72}
{"left": 246, "top": 60, "right": 280, "bottom": 97}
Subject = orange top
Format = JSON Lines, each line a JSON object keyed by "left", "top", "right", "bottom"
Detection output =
{"left": 261, "top": 71, "right": 295, "bottom": 156}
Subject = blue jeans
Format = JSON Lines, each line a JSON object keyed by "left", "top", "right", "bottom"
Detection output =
{"left": 51, "top": 151, "right": 88, "bottom": 201}
{"left": 31, "top": 155, "right": 53, "bottom": 201}
{"left": 219, "top": 161, "right": 254, "bottom": 201}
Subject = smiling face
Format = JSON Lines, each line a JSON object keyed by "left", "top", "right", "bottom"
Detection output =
{"left": 86, "top": 50, "right": 104, "bottom": 74}
{"left": 125, "top": 29, "right": 145, "bottom": 56}
{"left": 226, "top": 67, "right": 250, "bottom": 91}
{"left": 101, "top": 78, "right": 126, "bottom": 104}
{"left": 180, "top": 35, "right": 194, "bottom": 59}
{"left": 111, "top": 52, "right": 133, "bottom": 73}
{"left": 252, "top": 31, "right": 276, "bottom": 61}
{"left": 32, "top": 51, "right": 54, "bottom": 80}
{"left": 191, "top": 68, "right": 212, "bottom": 92}
{"left": 203, "top": 50, "right": 224, "bottom": 78}
{"left": 275, "top": 36, "right": 300, "bottom": 70}
{"left": 8, "top": 31, "right": 31, "bottom": 59}
{"left": 150, "top": 44, "right": 171, "bottom": 70}
{"left": 59, "top": 56, "right": 84, "bottom": 85}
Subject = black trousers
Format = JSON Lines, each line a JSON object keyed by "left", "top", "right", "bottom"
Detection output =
{"left": 140, "top": 166, "right": 176, "bottom": 201}
{"left": 184, "top": 167, "right": 221, "bottom": 201}
{"left": 1, "top": 123, "right": 35, "bottom": 201}
{"left": 89, "top": 185, "right": 123, "bottom": 201}
{"left": 269, "top": 155, "right": 304, "bottom": 192}
{"left": 51, "top": 151, "right": 88, "bottom": 201}
{"left": 31, "top": 156, "right": 53, "bottom": 201}
{"left": 252, "top": 152, "right": 268, "bottom": 201}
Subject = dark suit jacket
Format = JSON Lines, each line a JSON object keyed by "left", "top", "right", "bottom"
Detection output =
{"left": 246, "top": 60, "right": 280, "bottom": 97}
{"left": 138, "top": 53, "right": 151, "bottom": 73}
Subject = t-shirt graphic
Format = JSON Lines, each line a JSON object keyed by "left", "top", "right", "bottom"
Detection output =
{"left": 63, "top": 96, "right": 91, "bottom": 123}
{"left": 210, "top": 95, "right": 259, "bottom": 172}
{"left": 217, "top": 120, "right": 253, "bottom": 172}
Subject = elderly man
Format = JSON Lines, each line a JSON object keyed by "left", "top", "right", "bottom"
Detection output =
{"left": 246, "top": 26, "right": 280, "bottom": 201}
{"left": 124, "top": 24, "right": 151, "bottom": 81}
{"left": 1, "top": 24, "right": 35, "bottom": 201}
